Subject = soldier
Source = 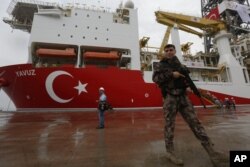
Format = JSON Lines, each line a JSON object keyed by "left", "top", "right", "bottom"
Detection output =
{"left": 152, "top": 44, "right": 227, "bottom": 166}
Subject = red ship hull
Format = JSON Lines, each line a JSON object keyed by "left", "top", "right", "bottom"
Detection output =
{"left": 1, "top": 64, "right": 250, "bottom": 111}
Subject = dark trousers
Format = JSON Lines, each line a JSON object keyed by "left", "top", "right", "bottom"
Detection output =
{"left": 98, "top": 110, "right": 105, "bottom": 127}
{"left": 163, "top": 94, "right": 211, "bottom": 152}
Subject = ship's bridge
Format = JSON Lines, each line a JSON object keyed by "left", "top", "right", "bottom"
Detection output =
{"left": 3, "top": 0, "right": 58, "bottom": 32}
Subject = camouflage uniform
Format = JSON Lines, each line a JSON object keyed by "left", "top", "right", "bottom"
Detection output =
{"left": 153, "top": 56, "right": 211, "bottom": 153}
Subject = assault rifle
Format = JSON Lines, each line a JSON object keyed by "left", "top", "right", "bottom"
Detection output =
{"left": 179, "top": 66, "right": 207, "bottom": 109}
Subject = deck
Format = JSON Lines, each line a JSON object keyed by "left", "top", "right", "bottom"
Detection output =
{"left": 0, "top": 107, "right": 250, "bottom": 167}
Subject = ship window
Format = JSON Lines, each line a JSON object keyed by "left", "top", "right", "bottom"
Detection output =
{"left": 75, "top": 25, "right": 78, "bottom": 28}
{"left": 87, "top": 26, "right": 90, "bottom": 29}
{"left": 243, "top": 69, "right": 249, "bottom": 83}
{"left": 58, "top": 34, "right": 61, "bottom": 37}
{"left": 241, "top": 46, "right": 245, "bottom": 52}
{"left": 247, "top": 43, "right": 250, "bottom": 50}
{"left": 70, "top": 35, "right": 73, "bottom": 38}
{"left": 98, "top": 16, "right": 101, "bottom": 19}
{"left": 123, "top": 17, "right": 129, "bottom": 24}
{"left": 63, "top": 24, "right": 65, "bottom": 27}
{"left": 95, "top": 27, "right": 98, "bottom": 30}
{"left": 95, "top": 37, "right": 97, "bottom": 40}
{"left": 83, "top": 36, "right": 85, "bottom": 39}
{"left": 106, "top": 28, "right": 109, "bottom": 31}
{"left": 122, "top": 51, "right": 127, "bottom": 55}
{"left": 106, "top": 38, "right": 109, "bottom": 41}
{"left": 226, "top": 67, "right": 232, "bottom": 82}
{"left": 75, "top": 13, "right": 78, "bottom": 16}
{"left": 87, "top": 14, "right": 90, "bottom": 17}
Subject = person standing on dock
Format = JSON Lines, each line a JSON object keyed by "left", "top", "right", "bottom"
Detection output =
{"left": 230, "top": 97, "right": 236, "bottom": 111}
{"left": 153, "top": 44, "right": 227, "bottom": 166}
{"left": 224, "top": 97, "right": 231, "bottom": 111}
{"left": 96, "top": 87, "right": 107, "bottom": 129}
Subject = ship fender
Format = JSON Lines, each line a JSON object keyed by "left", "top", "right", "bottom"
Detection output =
{"left": 0, "top": 78, "right": 8, "bottom": 87}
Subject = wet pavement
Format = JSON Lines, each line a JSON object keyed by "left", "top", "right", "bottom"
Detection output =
{"left": 0, "top": 106, "right": 250, "bottom": 167}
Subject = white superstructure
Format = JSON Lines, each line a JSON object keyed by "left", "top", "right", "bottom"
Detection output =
{"left": 4, "top": 0, "right": 141, "bottom": 70}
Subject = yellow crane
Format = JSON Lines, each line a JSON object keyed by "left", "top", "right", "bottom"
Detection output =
{"left": 139, "top": 36, "right": 159, "bottom": 50}
{"left": 181, "top": 42, "right": 193, "bottom": 55}
{"left": 155, "top": 11, "right": 226, "bottom": 38}
{"left": 139, "top": 36, "right": 150, "bottom": 48}
{"left": 155, "top": 11, "right": 227, "bottom": 59}
{"left": 158, "top": 26, "right": 172, "bottom": 57}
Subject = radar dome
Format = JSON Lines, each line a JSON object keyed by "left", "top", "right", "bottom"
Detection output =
{"left": 124, "top": 0, "right": 134, "bottom": 9}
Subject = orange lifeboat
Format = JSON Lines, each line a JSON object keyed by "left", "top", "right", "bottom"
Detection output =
{"left": 36, "top": 48, "right": 76, "bottom": 57}
{"left": 83, "top": 51, "right": 120, "bottom": 60}
{"left": 0, "top": 78, "right": 8, "bottom": 87}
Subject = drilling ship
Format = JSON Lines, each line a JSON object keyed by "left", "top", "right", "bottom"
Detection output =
{"left": 0, "top": 0, "right": 249, "bottom": 111}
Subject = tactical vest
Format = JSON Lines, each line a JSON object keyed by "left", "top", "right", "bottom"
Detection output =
{"left": 157, "top": 57, "right": 188, "bottom": 96}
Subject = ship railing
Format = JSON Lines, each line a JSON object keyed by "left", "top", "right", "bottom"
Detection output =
{"left": 7, "top": 0, "right": 114, "bottom": 16}
{"left": 186, "top": 62, "right": 230, "bottom": 83}
{"left": 7, "top": 0, "right": 57, "bottom": 15}
{"left": 59, "top": 3, "right": 112, "bottom": 13}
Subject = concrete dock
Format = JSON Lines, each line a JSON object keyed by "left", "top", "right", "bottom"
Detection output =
{"left": 0, "top": 106, "right": 250, "bottom": 167}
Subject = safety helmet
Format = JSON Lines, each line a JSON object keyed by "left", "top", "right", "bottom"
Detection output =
{"left": 99, "top": 87, "right": 105, "bottom": 91}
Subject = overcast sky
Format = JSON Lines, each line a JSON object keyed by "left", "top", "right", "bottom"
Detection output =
{"left": 0, "top": 0, "right": 203, "bottom": 111}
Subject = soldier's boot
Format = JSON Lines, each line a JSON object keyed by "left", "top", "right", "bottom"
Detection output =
{"left": 202, "top": 144, "right": 229, "bottom": 167}
{"left": 165, "top": 151, "right": 184, "bottom": 166}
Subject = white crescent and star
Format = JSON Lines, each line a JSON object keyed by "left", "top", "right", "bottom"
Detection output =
{"left": 208, "top": 14, "right": 217, "bottom": 20}
{"left": 74, "top": 81, "right": 88, "bottom": 95}
{"left": 45, "top": 71, "right": 88, "bottom": 103}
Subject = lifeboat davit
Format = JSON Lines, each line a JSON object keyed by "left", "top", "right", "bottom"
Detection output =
{"left": 83, "top": 51, "right": 120, "bottom": 60}
{"left": 36, "top": 48, "right": 76, "bottom": 57}
{"left": 0, "top": 78, "right": 8, "bottom": 87}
